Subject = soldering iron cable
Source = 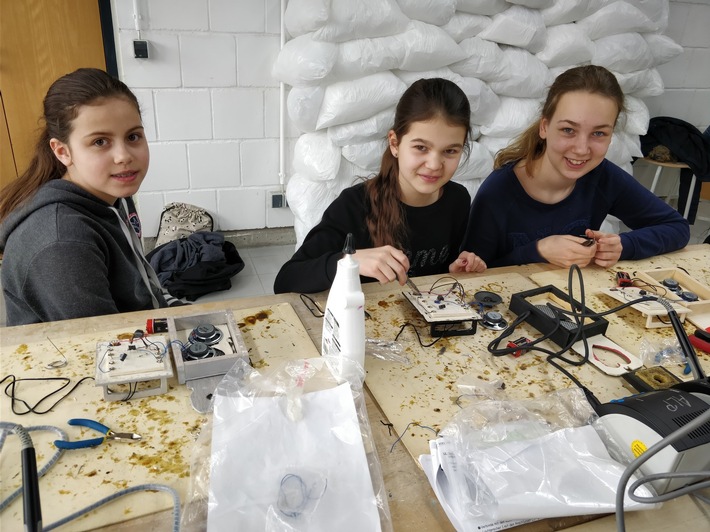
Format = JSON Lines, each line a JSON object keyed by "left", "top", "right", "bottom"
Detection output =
{"left": 614, "top": 406, "right": 710, "bottom": 532}
{"left": 0, "top": 423, "right": 67, "bottom": 513}
{"left": 42, "top": 483, "right": 181, "bottom": 532}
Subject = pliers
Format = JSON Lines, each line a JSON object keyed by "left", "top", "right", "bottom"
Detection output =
{"left": 54, "top": 418, "right": 141, "bottom": 450}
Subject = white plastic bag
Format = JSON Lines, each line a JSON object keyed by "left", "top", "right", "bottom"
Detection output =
{"left": 449, "top": 37, "right": 506, "bottom": 82}
{"left": 541, "top": 0, "right": 590, "bottom": 25}
{"left": 287, "top": 175, "right": 339, "bottom": 248}
{"left": 643, "top": 33, "right": 684, "bottom": 67}
{"left": 452, "top": 142, "right": 495, "bottom": 181}
{"left": 284, "top": 0, "right": 330, "bottom": 37}
{"left": 488, "top": 48, "right": 551, "bottom": 99}
{"left": 395, "top": 21, "right": 467, "bottom": 71}
{"left": 439, "top": 12, "right": 492, "bottom": 43}
{"left": 577, "top": 1, "right": 658, "bottom": 40}
{"left": 614, "top": 68, "right": 664, "bottom": 98}
{"left": 293, "top": 130, "right": 342, "bottom": 182}
{"left": 396, "top": 0, "right": 456, "bottom": 26}
{"left": 478, "top": 5, "right": 547, "bottom": 53}
{"left": 327, "top": 106, "right": 395, "bottom": 147}
{"left": 619, "top": 96, "right": 650, "bottom": 136}
{"left": 458, "top": 77, "right": 501, "bottom": 125}
{"left": 535, "top": 24, "right": 594, "bottom": 68}
{"left": 341, "top": 139, "right": 386, "bottom": 172}
{"left": 456, "top": 0, "right": 509, "bottom": 16}
{"left": 287, "top": 85, "right": 325, "bottom": 133}
{"left": 272, "top": 34, "right": 337, "bottom": 87}
{"left": 312, "top": 0, "right": 409, "bottom": 43}
{"left": 316, "top": 72, "right": 406, "bottom": 129}
{"left": 592, "top": 32, "right": 654, "bottom": 73}
{"left": 202, "top": 358, "right": 390, "bottom": 531}
{"left": 436, "top": 389, "right": 655, "bottom": 521}
{"left": 330, "top": 35, "right": 403, "bottom": 81}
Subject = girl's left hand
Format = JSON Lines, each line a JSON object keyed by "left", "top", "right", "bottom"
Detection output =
{"left": 449, "top": 251, "right": 487, "bottom": 273}
{"left": 585, "top": 229, "right": 622, "bottom": 268}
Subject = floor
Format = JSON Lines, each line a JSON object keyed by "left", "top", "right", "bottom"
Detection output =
{"left": 194, "top": 243, "right": 295, "bottom": 303}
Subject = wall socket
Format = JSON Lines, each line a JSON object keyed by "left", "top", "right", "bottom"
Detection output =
{"left": 270, "top": 192, "right": 288, "bottom": 209}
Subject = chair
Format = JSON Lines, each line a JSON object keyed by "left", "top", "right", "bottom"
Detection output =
{"left": 638, "top": 157, "right": 709, "bottom": 222}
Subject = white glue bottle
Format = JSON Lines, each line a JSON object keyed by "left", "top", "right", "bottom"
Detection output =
{"left": 321, "top": 233, "right": 366, "bottom": 371}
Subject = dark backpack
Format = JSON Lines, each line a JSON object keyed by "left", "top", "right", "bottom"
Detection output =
{"left": 146, "top": 232, "right": 245, "bottom": 301}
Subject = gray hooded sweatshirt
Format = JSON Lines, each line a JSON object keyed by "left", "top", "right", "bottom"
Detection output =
{"left": 0, "top": 179, "right": 168, "bottom": 326}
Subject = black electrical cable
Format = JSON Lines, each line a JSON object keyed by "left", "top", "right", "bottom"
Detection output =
{"left": 1, "top": 376, "right": 94, "bottom": 415}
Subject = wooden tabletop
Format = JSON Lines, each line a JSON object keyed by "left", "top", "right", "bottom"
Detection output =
{"left": 2, "top": 245, "right": 709, "bottom": 531}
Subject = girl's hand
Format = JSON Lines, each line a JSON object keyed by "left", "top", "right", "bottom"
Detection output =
{"left": 537, "top": 234, "right": 597, "bottom": 268}
{"left": 585, "top": 229, "right": 622, "bottom": 268}
{"left": 353, "top": 246, "right": 410, "bottom": 285}
{"left": 449, "top": 251, "right": 487, "bottom": 273}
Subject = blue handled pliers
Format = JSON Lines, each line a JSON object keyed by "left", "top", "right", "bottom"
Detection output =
{"left": 54, "top": 418, "right": 141, "bottom": 450}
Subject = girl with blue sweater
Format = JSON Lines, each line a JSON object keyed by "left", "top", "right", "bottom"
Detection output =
{"left": 462, "top": 65, "right": 689, "bottom": 269}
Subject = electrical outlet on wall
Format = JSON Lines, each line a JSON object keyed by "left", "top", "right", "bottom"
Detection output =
{"left": 270, "top": 191, "right": 288, "bottom": 209}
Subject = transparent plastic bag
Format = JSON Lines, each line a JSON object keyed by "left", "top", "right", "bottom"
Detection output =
{"left": 639, "top": 337, "right": 686, "bottom": 368}
{"left": 180, "top": 357, "right": 392, "bottom": 532}
{"left": 436, "top": 388, "right": 654, "bottom": 521}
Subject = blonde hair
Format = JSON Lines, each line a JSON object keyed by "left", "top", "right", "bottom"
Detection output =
{"left": 494, "top": 65, "right": 625, "bottom": 176}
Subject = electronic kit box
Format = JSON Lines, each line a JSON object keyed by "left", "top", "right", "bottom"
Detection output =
{"left": 166, "top": 310, "right": 249, "bottom": 384}
{"left": 94, "top": 335, "right": 174, "bottom": 401}
{"left": 634, "top": 267, "right": 710, "bottom": 330}
{"left": 509, "top": 285, "right": 608, "bottom": 348}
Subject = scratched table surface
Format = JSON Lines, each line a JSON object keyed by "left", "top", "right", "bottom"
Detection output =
{"left": 2, "top": 247, "right": 710, "bottom": 531}
{"left": 0, "top": 299, "right": 319, "bottom": 531}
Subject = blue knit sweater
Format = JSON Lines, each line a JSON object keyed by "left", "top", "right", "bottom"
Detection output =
{"left": 461, "top": 159, "right": 690, "bottom": 267}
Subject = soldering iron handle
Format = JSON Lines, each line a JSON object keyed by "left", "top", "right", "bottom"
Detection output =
{"left": 21, "top": 446, "right": 42, "bottom": 532}
{"left": 668, "top": 310, "right": 705, "bottom": 380}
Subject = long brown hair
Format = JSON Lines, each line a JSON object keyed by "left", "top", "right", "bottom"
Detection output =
{"left": 494, "top": 65, "right": 625, "bottom": 176}
{"left": 365, "top": 77, "right": 471, "bottom": 247}
{"left": 0, "top": 68, "right": 140, "bottom": 222}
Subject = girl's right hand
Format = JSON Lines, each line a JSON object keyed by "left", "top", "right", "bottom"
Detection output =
{"left": 537, "top": 235, "right": 597, "bottom": 268}
{"left": 353, "top": 246, "right": 410, "bottom": 285}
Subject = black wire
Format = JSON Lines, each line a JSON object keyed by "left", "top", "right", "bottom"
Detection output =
{"left": 394, "top": 323, "right": 442, "bottom": 348}
{"left": 1, "top": 375, "right": 94, "bottom": 415}
{"left": 486, "top": 264, "right": 662, "bottom": 396}
{"left": 299, "top": 294, "right": 324, "bottom": 318}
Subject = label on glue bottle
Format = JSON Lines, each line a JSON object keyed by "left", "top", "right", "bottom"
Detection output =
{"left": 321, "top": 233, "right": 366, "bottom": 369}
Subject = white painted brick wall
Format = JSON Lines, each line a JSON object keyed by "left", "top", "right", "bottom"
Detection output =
{"left": 114, "top": 0, "right": 706, "bottom": 236}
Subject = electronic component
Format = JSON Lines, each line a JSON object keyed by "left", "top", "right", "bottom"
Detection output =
{"left": 616, "top": 271, "right": 632, "bottom": 287}
{"left": 166, "top": 311, "right": 248, "bottom": 384}
{"left": 679, "top": 290, "right": 699, "bottom": 302}
{"left": 94, "top": 335, "right": 173, "bottom": 401}
{"left": 473, "top": 290, "right": 503, "bottom": 307}
{"left": 600, "top": 286, "right": 691, "bottom": 328}
{"left": 662, "top": 277, "right": 680, "bottom": 291}
{"left": 480, "top": 311, "right": 508, "bottom": 331}
{"left": 506, "top": 336, "right": 531, "bottom": 357}
{"left": 402, "top": 289, "right": 481, "bottom": 337}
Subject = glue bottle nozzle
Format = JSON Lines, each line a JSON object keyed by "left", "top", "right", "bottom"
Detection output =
{"left": 342, "top": 233, "right": 355, "bottom": 255}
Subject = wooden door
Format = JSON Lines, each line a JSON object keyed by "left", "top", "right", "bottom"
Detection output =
{"left": 0, "top": 0, "right": 106, "bottom": 189}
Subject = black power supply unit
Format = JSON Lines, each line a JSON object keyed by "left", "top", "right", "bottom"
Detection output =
{"left": 509, "top": 284, "right": 608, "bottom": 348}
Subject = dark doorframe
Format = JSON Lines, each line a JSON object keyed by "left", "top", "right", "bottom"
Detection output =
{"left": 98, "top": 0, "right": 118, "bottom": 77}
